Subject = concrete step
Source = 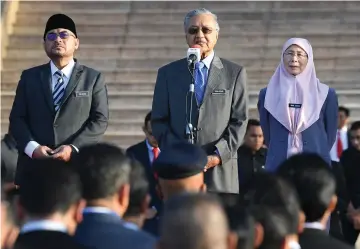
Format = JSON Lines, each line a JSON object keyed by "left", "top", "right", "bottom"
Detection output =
{"left": 6, "top": 46, "right": 360, "bottom": 60}
{"left": 4, "top": 54, "right": 360, "bottom": 70}
{"left": 18, "top": 1, "right": 354, "bottom": 13}
{"left": 7, "top": 33, "right": 360, "bottom": 48}
{"left": 2, "top": 67, "right": 359, "bottom": 90}
{"left": 13, "top": 21, "right": 360, "bottom": 35}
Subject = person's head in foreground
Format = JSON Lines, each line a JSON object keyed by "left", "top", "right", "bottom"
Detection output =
{"left": 18, "top": 159, "right": 85, "bottom": 235}
{"left": 349, "top": 121, "right": 360, "bottom": 151}
{"left": 248, "top": 172, "right": 303, "bottom": 249}
{"left": 153, "top": 142, "right": 207, "bottom": 201}
{"left": 73, "top": 143, "right": 132, "bottom": 217}
{"left": 158, "top": 192, "right": 237, "bottom": 249}
{"left": 277, "top": 153, "right": 337, "bottom": 229}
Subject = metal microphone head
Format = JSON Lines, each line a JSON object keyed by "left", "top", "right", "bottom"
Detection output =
{"left": 187, "top": 47, "right": 201, "bottom": 65}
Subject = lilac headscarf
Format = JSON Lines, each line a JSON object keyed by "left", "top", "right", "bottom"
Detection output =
{"left": 264, "top": 38, "right": 329, "bottom": 150}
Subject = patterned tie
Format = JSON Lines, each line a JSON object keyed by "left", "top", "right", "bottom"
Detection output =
{"left": 337, "top": 130, "right": 343, "bottom": 158}
{"left": 195, "top": 61, "right": 206, "bottom": 104}
{"left": 53, "top": 71, "right": 65, "bottom": 112}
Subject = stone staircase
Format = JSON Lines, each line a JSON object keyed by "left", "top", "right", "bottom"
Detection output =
{"left": 1, "top": 1, "right": 360, "bottom": 148}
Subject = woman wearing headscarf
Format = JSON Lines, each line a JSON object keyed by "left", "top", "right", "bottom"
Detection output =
{"left": 257, "top": 38, "right": 338, "bottom": 172}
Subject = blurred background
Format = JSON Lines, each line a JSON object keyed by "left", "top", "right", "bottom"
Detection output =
{"left": 1, "top": 0, "right": 360, "bottom": 148}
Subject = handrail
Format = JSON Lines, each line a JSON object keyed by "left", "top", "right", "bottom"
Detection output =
{"left": 1, "top": 0, "right": 20, "bottom": 70}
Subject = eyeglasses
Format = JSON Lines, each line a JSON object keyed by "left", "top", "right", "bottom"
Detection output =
{"left": 188, "top": 26, "right": 214, "bottom": 35}
{"left": 46, "top": 31, "right": 74, "bottom": 41}
{"left": 284, "top": 51, "right": 308, "bottom": 59}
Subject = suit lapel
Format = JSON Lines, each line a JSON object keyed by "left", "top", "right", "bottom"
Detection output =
{"left": 201, "top": 55, "right": 224, "bottom": 106}
{"left": 55, "top": 62, "right": 83, "bottom": 118}
{"left": 40, "top": 63, "right": 55, "bottom": 113}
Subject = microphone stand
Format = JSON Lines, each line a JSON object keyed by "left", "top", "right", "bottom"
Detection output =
{"left": 186, "top": 61, "right": 196, "bottom": 144}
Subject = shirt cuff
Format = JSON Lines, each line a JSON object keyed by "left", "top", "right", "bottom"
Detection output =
{"left": 70, "top": 144, "right": 79, "bottom": 153}
{"left": 25, "top": 141, "right": 40, "bottom": 158}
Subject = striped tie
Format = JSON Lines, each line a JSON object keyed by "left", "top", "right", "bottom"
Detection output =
{"left": 53, "top": 71, "right": 65, "bottom": 112}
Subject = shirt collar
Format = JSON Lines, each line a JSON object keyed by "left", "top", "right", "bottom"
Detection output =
{"left": 21, "top": 220, "right": 67, "bottom": 234}
{"left": 50, "top": 59, "right": 75, "bottom": 79}
{"left": 146, "top": 139, "right": 160, "bottom": 152}
{"left": 304, "top": 221, "right": 324, "bottom": 230}
{"left": 82, "top": 206, "right": 120, "bottom": 218}
{"left": 123, "top": 221, "right": 139, "bottom": 231}
{"left": 201, "top": 50, "right": 215, "bottom": 69}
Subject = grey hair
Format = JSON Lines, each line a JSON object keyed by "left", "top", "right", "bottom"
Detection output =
{"left": 183, "top": 8, "right": 220, "bottom": 33}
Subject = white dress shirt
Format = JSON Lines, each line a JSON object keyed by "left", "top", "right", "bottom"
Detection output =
{"left": 24, "top": 59, "right": 76, "bottom": 158}
{"left": 330, "top": 126, "right": 348, "bottom": 162}
{"left": 21, "top": 220, "right": 68, "bottom": 234}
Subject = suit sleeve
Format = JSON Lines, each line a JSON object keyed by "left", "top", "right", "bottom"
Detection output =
{"left": 70, "top": 73, "right": 109, "bottom": 148}
{"left": 9, "top": 71, "right": 35, "bottom": 152}
{"left": 151, "top": 67, "right": 182, "bottom": 148}
{"left": 257, "top": 89, "right": 270, "bottom": 146}
{"left": 214, "top": 67, "right": 248, "bottom": 164}
{"left": 324, "top": 88, "right": 338, "bottom": 150}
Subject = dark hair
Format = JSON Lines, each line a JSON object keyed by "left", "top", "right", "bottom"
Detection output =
{"left": 339, "top": 106, "right": 350, "bottom": 117}
{"left": 144, "top": 111, "right": 152, "bottom": 128}
{"left": 277, "top": 153, "right": 335, "bottom": 222}
{"left": 350, "top": 121, "right": 360, "bottom": 131}
{"left": 19, "top": 159, "right": 82, "bottom": 217}
{"left": 124, "top": 160, "right": 149, "bottom": 217}
{"left": 73, "top": 143, "right": 131, "bottom": 200}
{"left": 246, "top": 119, "right": 261, "bottom": 132}
{"left": 247, "top": 172, "right": 300, "bottom": 237}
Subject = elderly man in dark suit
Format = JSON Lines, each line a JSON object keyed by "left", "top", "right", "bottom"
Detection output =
{"left": 9, "top": 13, "right": 109, "bottom": 186}
{"left": 151, "top": 8, "right": 248, "bottom": 194}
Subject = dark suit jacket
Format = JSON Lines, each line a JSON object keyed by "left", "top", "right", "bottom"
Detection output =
{"left": 126, "top": 140, "right": 162, "bottom": 210}
{"left": 258, "top": 87, "right": 338, "bottom": 172}
{"left": 151, "top": 55, "right": 248, "bottom": 193}
{"left": 1, "top": 133, "right": 18, "bottom": 183}
{"left": 13, "top": 230, "right": 88, "bottom": 249}
{"left": 299, "top": 228, "right": 354, "bottom": 249}
{"left": 74, "top": 213, "right": 156, "bottom": 249}
{"left": 9, "top": 59, "right": 109, "bottom": 185}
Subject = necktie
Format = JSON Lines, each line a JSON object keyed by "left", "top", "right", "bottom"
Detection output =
{"left": 195, "top": 61, "right": 206, "bottom": 104}
{"left": 53, "top": 71, "right": 65, "bottom": 112}
{"left": 337, "top": 130, "right": 343, "bottom": 158}
{"left": 152, "top": 147, "right": 160, "bottom": 180}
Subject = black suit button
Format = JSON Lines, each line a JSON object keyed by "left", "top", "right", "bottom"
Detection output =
{"left": 197, "top": 128, "right": 202, "bottom": 131}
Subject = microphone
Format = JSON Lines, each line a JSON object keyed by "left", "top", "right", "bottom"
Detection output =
{"left": 187, "top": 46, "right": 201, "bottom": 66}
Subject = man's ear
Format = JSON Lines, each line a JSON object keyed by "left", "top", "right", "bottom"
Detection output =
{"left": 298, "top": 211, "right": 306, "bottom": 234}
{"left": 254, "top": 223, "right": 264, "bottom": 248}
{"left": 227, "top": 231, "right": 238, "bottom": 249}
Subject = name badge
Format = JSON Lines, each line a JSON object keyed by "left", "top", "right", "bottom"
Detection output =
{"left": 212, "top": 89, "right": 226, "bottom": 95}
{"left": 75, "top": 91, "right": 90, "bottom": 97}
{"left": 288, "top": 103, "right": 302, "bottom": 109}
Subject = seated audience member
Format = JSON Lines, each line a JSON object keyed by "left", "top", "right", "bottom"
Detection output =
{"left": 277, "top": 153, "right": 353, "bottom": 249}
{"left": 123, "top": 160, "right": 152, "bottom": 231}
{"left": 341, "top": 121, "right": 360, "bottom": 245}
{"left": 153, "top": 142, "right": 207, "bottom": 201}
{"left": 237, "top": 119, "right": 267, "bottom": 195}
{"left": 248, "top": 173, "right": 303, "bottom": 249}
{"left": 1, "top": 185, "right": 20, "bottom": 249}
{"left": 73, "top": 143, "right": 156, "bottom": 249}
{"left": 13, "top": 159, "right": 87, "bottom": 249}
{"left": 158, "top": 193, "right": 237, "bottom": 249}
{"left": 216, "top": 193, "right": 255, "bottom": 249}
{"left": 126, "top": 111, "right": 162, "bottom": 213}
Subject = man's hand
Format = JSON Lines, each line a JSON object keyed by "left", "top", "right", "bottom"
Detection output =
{"left": 32, "top": 145, "right": 53, "bottom": 159}
{"left": 51, "top": 145, "right": 73, "bottom": 162}
{"left": 204, "top": 155, "right": 221, "bottom": 172}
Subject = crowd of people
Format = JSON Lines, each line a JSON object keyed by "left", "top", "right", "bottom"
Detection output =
{"left": 1, "top": 6, "right": 360, "bottom": 249}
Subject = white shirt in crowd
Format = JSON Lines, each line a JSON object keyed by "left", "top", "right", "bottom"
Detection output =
{"left": 329, "top": 126, "right": 348, "bottom": 162}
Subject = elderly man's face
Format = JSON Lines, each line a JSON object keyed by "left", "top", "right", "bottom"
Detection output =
{"left": 185, "top": 14, "right": 218, "bottom": 58}
{"left": 43, "top": 28, "right": 79, "bottom": 59}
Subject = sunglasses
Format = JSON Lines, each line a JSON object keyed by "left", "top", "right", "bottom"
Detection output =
{"left": 188, "top": 26, "right": 214, "bottom": 35}
{"left": 46, "top": 31, "right": 74, "bottom": 41}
